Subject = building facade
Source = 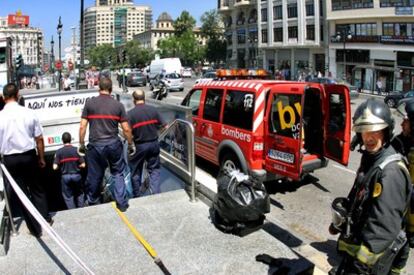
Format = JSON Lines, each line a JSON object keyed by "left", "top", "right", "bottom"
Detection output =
{"left": 84, "top": 0, "right": 152, "bottom": 51}
{"left": 133, "top": 12, "right": 206, "bottom": 51}
{"left": 0, "top": 13, "right": 43, "bottom": 67}
{"left": 218, "top": 0, "right": 326, "bottom": 79}
{"left": 327, "top": 0, "right": 414, "bottom": 93}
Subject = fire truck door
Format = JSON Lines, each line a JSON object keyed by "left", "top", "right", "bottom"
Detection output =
{"left": 323, "top": 84, "right": 351, "bottom": 166}
{"left": 264, "top": 86, "right": 303, "bottom": 180}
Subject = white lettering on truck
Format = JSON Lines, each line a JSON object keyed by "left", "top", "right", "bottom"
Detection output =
{"left": 221, "top": 126, "right": 251, "bottom": 142}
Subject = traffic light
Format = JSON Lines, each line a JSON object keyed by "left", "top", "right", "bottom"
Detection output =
{"left": 16, "top": 54, "right": 23, "bottom": 71}
{"left": 122, "top": 49, "right": 126, "bottom": 63}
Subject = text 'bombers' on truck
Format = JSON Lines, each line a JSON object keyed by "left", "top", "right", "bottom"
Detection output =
{"left": 181, "top": 80, "right": 351, "bottom": 182}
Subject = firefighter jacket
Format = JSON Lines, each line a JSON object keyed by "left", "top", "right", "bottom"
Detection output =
{"left": 338, "top": 145, "right": 412, "bottom": 267}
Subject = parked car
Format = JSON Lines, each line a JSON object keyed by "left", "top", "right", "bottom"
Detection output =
{"left": 385, "top": 90, "right": 414, "bottom": 108}
{"left": 195, "top": 71, "right": 217, "bottom": 84}
{"left": 307, "top": 77, "right": 359, "bottom": 99}
{"left": 150, "top": 73, "right": 184, "bottom": 91}
{"left": 181, "top": 67, "right": 193, "bottom": 78}
{"left": 126, "top": 72, "right": 147, "bottom": 87}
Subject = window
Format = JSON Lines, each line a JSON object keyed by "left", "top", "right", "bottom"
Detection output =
{"left": 261, "top": 8, "right": 268, "bottom": 22}
{"left": 380, "top": 0, "right": 414, "bottom": 7}
{"left": 203, "top": 89, "right": 223, "bottom": 122}
{"left": 268, "top": 94, "right": 302, "bottom": 139}
{"left": 306, "top": 2, "right": 315, "bottom": 16}
{"left": 182, "top": 89, "right": 202, "bottom": 116}
{"left": 320, "top": 24, "right": 324, "bottom": 41}
{"left": 288, "top": 3, "right": 298, "bottom": 18}
{"left": 237, "top": 29, "right": 246, "bottom": 44}
{"left": 262, "top": 29, "right": 268, "bottom": 43}
{"left": 273, "top": 5, "right": 282, "bottom": 20}
{"left": 288, "top": 26, "right": 298, "bottom": 38}
{"left": 383, "top": 23, "right": 413, "bottom": 35}
{"left": 274, "top": 27, "right": 283, "bottom": 42}
{"left": 223, "top": 90, "right": 255, "bottom": 130}
{"left": 307, "top": 25, "right": 315, "bottom": 40}
{"left": 332, "top": 0, "right": 374, "bottom": 10}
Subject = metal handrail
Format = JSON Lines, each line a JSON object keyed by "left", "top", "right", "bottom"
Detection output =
{"left": 159, "top": 119, "right": 196, "bottom": 202}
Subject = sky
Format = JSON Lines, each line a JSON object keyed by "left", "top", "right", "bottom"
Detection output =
{"left": 0, "top": 0, "right": 217, "bottom": 50}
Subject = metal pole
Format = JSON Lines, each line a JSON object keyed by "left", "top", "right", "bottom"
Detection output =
{"left": 58, "top": 33, "right": 62, "bottom": 91}
{"left": 343, "top": 33, "right": 347, "bottom": 82}
{"left": 1, "top": 169, "right": 18, "bottom": 236}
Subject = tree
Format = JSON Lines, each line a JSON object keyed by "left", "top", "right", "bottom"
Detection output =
{"left": 200, "top": 10, "right": 224, "bottom": 40}
{"left": 173, "top": 11, "right": 196, "bottom": 37}
{"left": 87, "top": 44, "right": 116, "bottom": 69}
{"left": 124, "top": 40, "right": 155, "bottom": 68}
{"left": 200, "top": 10, "right": 226, "bottom": 65}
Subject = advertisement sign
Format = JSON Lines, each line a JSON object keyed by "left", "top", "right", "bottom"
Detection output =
{"left": 7, "top": 14, "right": 29, "bottom": 26}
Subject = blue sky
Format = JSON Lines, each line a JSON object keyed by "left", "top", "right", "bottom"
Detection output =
{"left": 0, "top": 0, "right": 217, "bottom": 50}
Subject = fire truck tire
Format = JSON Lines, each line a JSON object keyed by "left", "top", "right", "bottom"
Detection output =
{"left": 220, "top": 153, "right": 242, "bottom": 174}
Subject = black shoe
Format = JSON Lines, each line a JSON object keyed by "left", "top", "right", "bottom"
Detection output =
{"left": 118, "top": 204, "right": 129, "bottom": 212}
{"left": 47, "top": 218, "right": 54, "bottom": 227}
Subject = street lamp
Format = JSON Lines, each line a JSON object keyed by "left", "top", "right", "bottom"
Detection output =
{"left": 336, "top": 30, "right": 352, "bottom": 81}
{"left": 57, "top": 16, "right": 63, "bottom": 91}
{"left": 50, "top": 36, "right": 55, "bottom": 88}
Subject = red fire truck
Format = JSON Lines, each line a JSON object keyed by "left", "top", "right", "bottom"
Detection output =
{"left": 181, "top": 78, "right": 351, "bottom": 181}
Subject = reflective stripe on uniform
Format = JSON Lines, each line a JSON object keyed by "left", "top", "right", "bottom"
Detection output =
{"left": 338, "top": 239, "right": 360, "bottom": 257}
{"left": 132, "top": 119, "right": 159, "bottom": 129}
{"left": 356, "top": 244, "right": 384, "bottom": 267}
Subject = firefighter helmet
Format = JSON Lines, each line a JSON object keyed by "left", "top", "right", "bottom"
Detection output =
{"left": 352, "top": 98, "right": 394, "bottom": 137}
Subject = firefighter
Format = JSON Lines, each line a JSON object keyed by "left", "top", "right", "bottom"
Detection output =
{"left": 329, "top": 98, "right": 412, "bottom": 275}
{"left": 390, "top": 99, "right": 414, "bottom": 274}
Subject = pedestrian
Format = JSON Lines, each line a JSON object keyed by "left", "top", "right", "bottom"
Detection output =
{"left": 329, "top": 98, "right": 412, "bottom": 275}
{"left": 78, "top": 77, "right": 134, "bottom": 212}
{"left": 376, "top": 78, "right": 383, "bottom": 94}
{"left": 63, "top": 75, "right": 71, "bottom": 91}
{"left": 53, "top": 132, "right": 86, "bottom": 209}
{"left": 127, "top": 89, "right": 167, "bottom": 196}
{"left": 0, "top": 83, "right": 52, "bottom": 238}
{"left": 390, "top": 99, "right": 414, "bottom": 274}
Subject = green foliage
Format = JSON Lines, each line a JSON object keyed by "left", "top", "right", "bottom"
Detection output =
{"left": 173, "top": 11, "right": 196, "bottom": 37}
{"left": 200, "top": 10, "right": 224, "bottom": 40}
{"left": 200, "top": 9, "right": 226, "bottom": 65}
{"left": 87, "top": 44, "right": 116, "bottom": 69}
{"left": 124, "top": 40, "right": 155, "bottom": 67}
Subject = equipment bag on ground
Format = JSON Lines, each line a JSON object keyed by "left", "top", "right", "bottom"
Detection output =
{"left": 213, "top": 170, "right": 270, "bottom": 236}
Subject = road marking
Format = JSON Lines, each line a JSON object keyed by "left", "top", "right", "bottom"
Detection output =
{"left": 333, "top": 164, "right": 356, "bottom": 175}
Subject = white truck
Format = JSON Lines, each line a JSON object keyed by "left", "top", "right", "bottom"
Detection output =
{"left": 148, "top": 58, "right": 182, "bottom": 79}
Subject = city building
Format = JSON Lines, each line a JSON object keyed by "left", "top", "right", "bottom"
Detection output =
{"left": 133, "top": 12, "right": 206, "bottom": 51}
{"left": 0, "top": 11, "right": 43, "bottom": 67}
{"left": 218, "top": 0, "right": 326, "bottom": 79}
{"left": 84, "top": 0, "right": 152, "bottom": 52}
{"left": 327, "top": 0, "right": 414, "bottom": 93}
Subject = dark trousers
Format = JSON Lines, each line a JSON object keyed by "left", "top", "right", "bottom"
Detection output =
{"left": 2, "top": 150, "right": 48, "bottom": 236}
{"left": 129, "top": 140, "right": 161, "bottom": 196}
{"left": 85, "top": 139, "right": 128, "bottom": 209}
{"left": 61, "top": 174, "right": 84, "bottom": 209}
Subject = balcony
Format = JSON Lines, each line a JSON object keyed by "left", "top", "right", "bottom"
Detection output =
{"left": 380, "top": 35, "right": 414, "bottom": 45}
{"left": 219, "top": 0, "right": 234, "bottom": 11}
{"left": 234, "top": 0, "right": 252, "bottom": 7}
{"left": 330, "top": 35, "right": 380, "bottom": 43}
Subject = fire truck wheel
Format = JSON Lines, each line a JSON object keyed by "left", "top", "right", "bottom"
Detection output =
{"left": 221, "top": 153, "right": 242, "bottom": 174}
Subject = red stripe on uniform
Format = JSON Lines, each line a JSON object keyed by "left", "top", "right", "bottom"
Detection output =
{"left": 59, "top": 157, "right": 80, "bottom": 164}
{"left": 132, "top": 119, "right": 158, "bottom": 129}
{"left": 87, "top": 115, "right": 121, "bottom": 120}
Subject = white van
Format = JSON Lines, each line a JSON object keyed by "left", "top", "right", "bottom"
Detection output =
{"left": 148, "top": 58, "right": 182, "bottom": 79}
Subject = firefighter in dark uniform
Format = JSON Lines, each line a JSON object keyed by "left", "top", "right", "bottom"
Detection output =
{"left": 53, "top": 132, "right": 86, "bottom": 209}
{"left": 329, "top": 98, "right": 412, "bottom": 275}
{"left": 79, "top": 77, "right": 134, "bottom": 212}
{"left": 127, "top": 89, "right": 167, "bottom": 196}
{"left": 390, "top": 99, "right": 414, "bottom": 274}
